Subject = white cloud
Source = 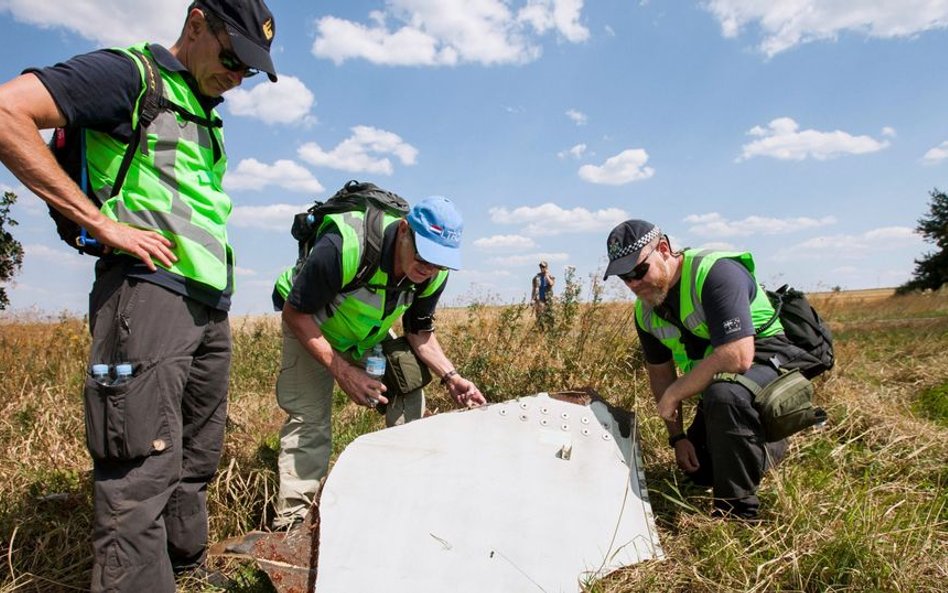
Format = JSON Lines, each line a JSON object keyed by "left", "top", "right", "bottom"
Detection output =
{"left": 684, "top": 212, "right": 837, "bottom": 237}
{"left": 234, "top": 266, "right": 257, "bottom": 277}
{"left": 23, "top": 243, "right": 85, "bottom": 268}
{"left": 704, "top": 0, "right": 948, "bottom": 57}
{"left": 226, "top": 76, "right": 316, "bottom": 126}
{"left": 557, "top": 143, "right": 587, "bottom": 159}
{"left": 519, "top": 0, "right": 590, "bottom": 43}
{"left": 489, "top": 202, "right": 628, "bottom": 236}
{"left": 565, "top": 108, "right": 588, "bottom": 125}
{"left": 0, "top": 0, "right": 189, "bottom": 47}
{"left": 578, "top": 149, "right": 655, "bottom": 185}
{"left": 224, "top": 159, "right": 324, "bottom": 194}
{"left": 312, "top": 0, "right": 588, "bottom": 66}
{"left": 473, "top": 234, "right": 537, "bottom": 250}
{"left": 922, "top": 140, "right": 948, "bottom": 165}
{"left": 696, "top": 241, "right": 738, "bottom": 252}
{"left": 738, "top": 117, "right": 889, "bottom": 162}
{"left": 298, "top": 126, "right": 418, "bottom": 175}
{"left": 487, "top": 252, "right": 569, "bottom": 267}
{"left": 772, "top": 226, "right": 922, "bottom": 261}
{"left": 881, "top": 126, "right": 897, "bottom": 138}
{"left": 229, "top": 203, "right": 308, "bottom": 232}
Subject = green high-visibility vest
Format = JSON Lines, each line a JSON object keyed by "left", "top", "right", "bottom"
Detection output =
{"left": 275, "top": 211, "right": 448, "bottom": 358}
{"left": 89, "top": 43, "right": 234, "bottom": 294}
{"left": 635, "top": 249, "right": 783, "bottom": 373}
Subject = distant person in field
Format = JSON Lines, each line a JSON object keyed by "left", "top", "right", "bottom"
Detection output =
{"left": 0, "top": 1, "right": 278, "bottom": 590}
{"left": 531, "top": 260, "right": 556, "bottom": 325}
{"left": 270, "top": 195, "right": 486, "bottom": 529}
{"left": 604, "top": 219, "right": 812, "bottom": 520}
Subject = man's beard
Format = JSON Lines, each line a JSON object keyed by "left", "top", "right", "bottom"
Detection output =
{"left": 634, "top": 260, "right": 672, "bottom": 307}
{"left": 637, "top": 285, "right": 670, "bottom": 307}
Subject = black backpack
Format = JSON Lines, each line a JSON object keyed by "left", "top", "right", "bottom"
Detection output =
{"left": 291, "top": 180, "right": 410, "bottom": 291}
{"left": 47, "top": 47, "right": 168, "bottom": 256}
{"left": 757, "top": 284, "right": 835, "bottom": 379}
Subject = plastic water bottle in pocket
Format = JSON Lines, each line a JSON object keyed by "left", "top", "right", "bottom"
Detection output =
{"left": 91, "top": 363, "right": 111, "bottom": 385}
{"left": 112, "top": 363, "right": 133, "bottom": 386}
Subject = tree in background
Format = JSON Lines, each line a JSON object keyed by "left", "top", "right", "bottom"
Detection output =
{"left": 898, "top": 188, "right": 948, "bottom": 294}
{"left": 0, "top": 190, "right": 25, "bottom": 310}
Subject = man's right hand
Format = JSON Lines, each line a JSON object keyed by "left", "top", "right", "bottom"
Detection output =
{"left": 332, "top": 358, "right": 389, "bottom": 408}
{"left": 673, "top": 438, "right": 700, "bottom": 473}
{"left": 94, "top": 219, "right": 177, "bottom": 271}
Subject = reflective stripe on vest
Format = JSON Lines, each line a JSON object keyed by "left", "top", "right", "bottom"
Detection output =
{"left": 89, "top": 43, "right": 233, "bottom": 293}
{"left": 635, "top": 249, "right": 782, "bottom": 373}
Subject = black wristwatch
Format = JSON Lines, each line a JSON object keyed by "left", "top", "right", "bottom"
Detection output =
{"left": 668, "top": 433, "right": 688, "bottom": 448}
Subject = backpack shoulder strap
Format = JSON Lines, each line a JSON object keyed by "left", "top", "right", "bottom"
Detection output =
{"left": 109, "top": 48, "right": 165, "bottom": 198}
{"left": 344, "top": 206, "right": 385, "bottom": 292}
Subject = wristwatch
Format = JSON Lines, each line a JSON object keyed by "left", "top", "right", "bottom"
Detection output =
{"left": 668, "top": 433, "right": 688, "bottom": 448}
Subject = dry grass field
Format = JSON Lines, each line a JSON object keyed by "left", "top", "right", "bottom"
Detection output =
{"left": 1, "top": 279, "right": 946, "bottom": 592}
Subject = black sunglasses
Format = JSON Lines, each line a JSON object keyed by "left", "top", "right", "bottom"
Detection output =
{"left": 213, "top": 33, "right": 259, "bottom": 77}
{"left": 409, "top": 229, "right": 448, "bottom": 272}
{"left": 618, "top": 243, "right": 658, "bottom": 282}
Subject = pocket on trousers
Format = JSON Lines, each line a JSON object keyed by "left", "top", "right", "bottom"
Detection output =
{"left": 83, "top": 359, "right": 169, "bottom": 461}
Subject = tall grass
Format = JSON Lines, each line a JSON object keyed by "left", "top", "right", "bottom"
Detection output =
{"left": 1, "top": 281, "right": 946, "bottom": 592}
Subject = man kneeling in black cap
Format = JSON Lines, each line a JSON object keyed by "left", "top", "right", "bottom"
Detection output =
{"left": 603, "top": 220, "right": 806, "bottom": 520}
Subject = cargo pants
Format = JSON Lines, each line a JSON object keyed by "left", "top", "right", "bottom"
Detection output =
{"left": 273, "top": 322, "right": 423, "bottom": 528}
{"left": 84, "top": 262, "right": 230, "bottom": 592}
{"left": 684, "top": 363, "right": 788, "bottom": 517}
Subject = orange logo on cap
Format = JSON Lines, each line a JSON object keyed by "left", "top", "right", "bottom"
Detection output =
{"left": 262, "top": 18, "right": 273, "bottom": 41}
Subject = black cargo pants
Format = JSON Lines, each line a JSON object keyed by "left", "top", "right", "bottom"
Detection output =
{"left": 84, "top": 263, "right": 230, "bottom": 593}
{"left": 684, "top": 363, "right": 788, "bottom": 517}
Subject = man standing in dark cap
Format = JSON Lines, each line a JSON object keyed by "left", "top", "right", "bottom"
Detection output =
{"left": 0, "top": 1, "right": 277, "bottom": 590}
{"left": 604, "top": 220, "right": 807, "bottom": 520}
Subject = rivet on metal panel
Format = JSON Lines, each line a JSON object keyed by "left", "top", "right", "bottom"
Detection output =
{"left": 540, "top": 407, "right": 549, "bottom": 414}
{"left": 561, "top": 424, "right": 569, "bottom": 431}
{"left": 520, "top": 414, "right": 529, "bottom": 422}
{"left": 581, "top": 417, "right": 590, "bottom": 424}
{"left": 582, "top": 428, "right": 590, "bottom": 436}
{"left": 602, "top": 423, "right": 611, "bottom": 430}
{"left": 602, "top": 433, "right": 612, "bottom": 441}
{"left": 540, "top": 419, "right": 549, "bottom": 426}
{"left": 560, "top": 412, "right": 569, "bottom": 420}
{"left": 520, "top": 402, "right": 529, "bottom": 410}
{"left": 499, "top": 408, "right": 508, "bottom": 416}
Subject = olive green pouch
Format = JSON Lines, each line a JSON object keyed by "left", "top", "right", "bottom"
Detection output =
{"left": 381, "top": 336, "right": 432, "bottom": 395}
{"left": 715, "top": 369, "right": 826, "bottom": 442}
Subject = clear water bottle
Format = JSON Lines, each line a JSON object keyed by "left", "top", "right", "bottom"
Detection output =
{"left": 365, "top": 345, "right": 386, "bottom": 380}
{"left": 113, "top": 363, "right": 133, "bottom": 386}
{"left": 91, "top": 363, "right": 110, "bottom": 385}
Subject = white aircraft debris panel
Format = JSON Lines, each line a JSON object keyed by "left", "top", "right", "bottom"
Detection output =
{"left": 314, "top": 392, "right": 665, "bottom": 592}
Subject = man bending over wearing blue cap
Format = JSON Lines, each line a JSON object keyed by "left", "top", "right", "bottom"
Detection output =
{"left": 270, "top": 194, "right": 486, "bottom": 529}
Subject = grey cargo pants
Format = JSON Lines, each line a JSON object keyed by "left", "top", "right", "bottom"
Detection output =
{"left": 84, "top": 264, "right": 230, "bottom": 593}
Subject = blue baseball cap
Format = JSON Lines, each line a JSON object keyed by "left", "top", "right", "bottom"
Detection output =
{"left": 407, "top": 196, "right": 463, "bottom": 270}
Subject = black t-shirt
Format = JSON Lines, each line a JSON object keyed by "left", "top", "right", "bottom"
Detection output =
{"left": 636, "top": 258, "right": 758, "bottom": 365}
{"left": 274, "top": 222, "right": 445, "bottom": 334}
{"left": 29, "top": 45, "right": 230, "bottom": 311}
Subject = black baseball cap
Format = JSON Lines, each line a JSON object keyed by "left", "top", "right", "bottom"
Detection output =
{"left": 197, "top": 0, "right": 278, "bottom": 82}
{"left": 603, "top": 219, "right": 662, "bottom": 280}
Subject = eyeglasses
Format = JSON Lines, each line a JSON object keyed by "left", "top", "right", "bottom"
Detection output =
{"left": 212, "top": 32, "right": 259, "bottom": 77}
{"left": 409, "top": 229, "right": 448, "bottom": 272}
{"left": 618, "top": 243, "right": 658, "bottom": 282}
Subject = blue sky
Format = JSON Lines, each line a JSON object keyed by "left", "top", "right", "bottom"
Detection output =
{"left": 1, "top": 0, "right": 947, "bottom": 316}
